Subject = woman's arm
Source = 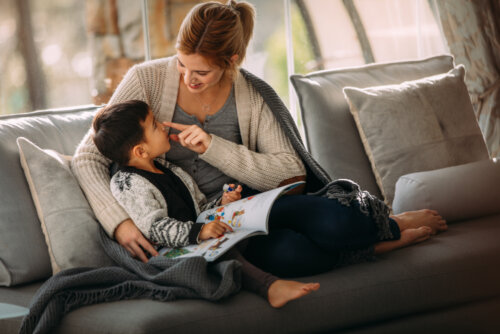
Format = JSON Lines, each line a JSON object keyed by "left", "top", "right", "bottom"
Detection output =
{"left": 203, "top": 105, "right": 305, "bottom": 191}
{"left": 72, "top": 65, "right": 159, "bottom": 262}
{"left": 71, "top": 65, "right": 147, "bottom": 236}
{"left": 166, "top": 103, "right": 306, "bottom": 192}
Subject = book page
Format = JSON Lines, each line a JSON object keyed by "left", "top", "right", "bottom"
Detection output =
{"left": 158, "top": 181, "right": 304, "bottom": 261}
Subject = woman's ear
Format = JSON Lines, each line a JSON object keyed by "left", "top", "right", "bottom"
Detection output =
{"left": 230, "top": 54, "right": 239, "bottom": 64}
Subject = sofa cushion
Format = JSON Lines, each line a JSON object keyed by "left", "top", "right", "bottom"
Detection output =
{"left": 290, "top": 55, "right": 454, "bottom": 198}
{"left": 1, "top": 214, "right": 498, "bottom": 334}
{"left": 392, "top": 158, "right": 500, "bottom": 222}
{"left": 343, "top": 65, "right": 489, "bottom": 205}
{"left": 17, "top": 137, "right": 114, "bottom": 274}
{"left": 0, "top": 106, "right": 98, "bottom": 286}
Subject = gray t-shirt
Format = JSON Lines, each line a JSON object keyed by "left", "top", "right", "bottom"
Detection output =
{"left": 165, "top": 87, "right": 240, "bottom": 201}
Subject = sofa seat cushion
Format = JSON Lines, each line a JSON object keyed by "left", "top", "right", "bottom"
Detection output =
{"left": 0, "top": 106, "right": 98, "bottom": 286}
{"left": 0, "top": 282, "right": 42, "bottom": 334}
{"left": 2, "top": 215, "right": 497, "bottom": 334}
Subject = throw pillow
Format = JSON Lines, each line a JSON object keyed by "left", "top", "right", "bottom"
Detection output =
{"left": 290, "top": 55, "right": 455, "bottom": 198}
{"left": 392, "top": 159, "right": 500, "bottom": 222}
{"left": 17, "top": 137, "right": 114, "bottom": 274}
{"left": 343, "top": 65, "right": 489, "bottom": 205}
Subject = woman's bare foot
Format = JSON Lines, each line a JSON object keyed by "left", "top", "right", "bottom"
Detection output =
{"left": 391, "top": 209, "right": 448, "bottom": 234}
{"left": 374, "top": 226, "right": 432, "bottom": 254}
{"left": 400, "top": 226, "right": 433, "bottom": 245}
{"left": 267, "top": 280, "right": 320, "bottom": 308}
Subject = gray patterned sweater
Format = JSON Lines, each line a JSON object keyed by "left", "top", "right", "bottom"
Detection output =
{"left": 111, "top": 158, "right": 221, "bottom": 248}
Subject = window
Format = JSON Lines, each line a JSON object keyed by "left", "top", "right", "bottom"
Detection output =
{"left": 0, "top": 0, "right": 91, "bottom": 115}
{"left": 1, "top": 0, "right": 446, "bottom": 116}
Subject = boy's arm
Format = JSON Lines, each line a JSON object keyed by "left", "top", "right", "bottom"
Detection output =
{"left": 111, "top": 172, "right": 203, "bottom": 248}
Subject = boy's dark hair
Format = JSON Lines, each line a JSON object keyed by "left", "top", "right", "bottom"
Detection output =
{"left": 92, "top": 100, "right": 150, "bottom": 165}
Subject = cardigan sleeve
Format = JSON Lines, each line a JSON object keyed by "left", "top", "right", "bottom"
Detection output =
{"left": 110, "top": 172, "right": 202, "bottom": 247}
{"left": 71, "top": 65, "right": 148, "bottom": 237}
{"left": 200, "top": 101, "right": 306, "bottom": 191}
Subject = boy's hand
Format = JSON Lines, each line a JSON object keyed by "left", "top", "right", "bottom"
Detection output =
{"left": 199, "top": 220, "right": 233, "bottom": 241}
{"left": 221, "top": 184, "right": 242, "bottom": 205}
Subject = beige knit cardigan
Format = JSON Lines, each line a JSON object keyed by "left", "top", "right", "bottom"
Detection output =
{"left": 71, "top": 56, "right": 306, "bottom": 236}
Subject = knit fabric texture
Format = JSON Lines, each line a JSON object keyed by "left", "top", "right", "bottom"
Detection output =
{"left": 111, "top": 159, "right": 220, "bottom": 247}
{"left": 19, "top": 228, "right": 241, "bottom": 334}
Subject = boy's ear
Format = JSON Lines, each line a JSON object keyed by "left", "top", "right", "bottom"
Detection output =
{"left": 131, "top": 144, "right": 148, "bottom": 159}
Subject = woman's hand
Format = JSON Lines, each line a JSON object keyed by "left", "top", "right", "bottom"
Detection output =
{"left": 221, "top": 184, "right": 243, "bottom": 205}
{"left": 199, "top": 220, "right": 233, "bottom": 241}
{"left": 163, "top": 122, "right": 212, "bottom": 154}
{"left": 114, "top": 219, "right": 158, "bottom": 262}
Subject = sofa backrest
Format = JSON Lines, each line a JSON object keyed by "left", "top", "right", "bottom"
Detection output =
{"left": 0, "top": 106, "right": 98, "bottom": 286}
{"left": 291, "top": 55, "right": 455, "bottom": 198}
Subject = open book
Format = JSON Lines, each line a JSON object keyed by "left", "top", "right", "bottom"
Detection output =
{"left": 158, "top": 181, "right": 304, "bottom": 261}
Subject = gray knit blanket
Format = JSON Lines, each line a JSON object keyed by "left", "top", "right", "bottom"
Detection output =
{"left": 20, "top": 68, "right": 392, "bottom": 334}
{"left": 240, "top": 69, "right": 392, "bottom": 240}
{"left": 19, "top": 229, "right": 241, "bottom": 334}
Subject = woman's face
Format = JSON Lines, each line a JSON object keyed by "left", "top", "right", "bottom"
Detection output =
{"left": 176, "top": 52, "right": 226, "bottom": 93}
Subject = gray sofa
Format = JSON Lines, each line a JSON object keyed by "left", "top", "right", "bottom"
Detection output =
{"left": 1, "top": 56, "right": 500, "bottom": 333}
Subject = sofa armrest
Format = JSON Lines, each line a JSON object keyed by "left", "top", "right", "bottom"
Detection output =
{"left": 392, "top": 159, "right": 500, "bottom": 222}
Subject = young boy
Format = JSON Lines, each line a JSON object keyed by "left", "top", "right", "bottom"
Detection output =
{"left": 92, "top": 100, "right": 319, "bottom": 308}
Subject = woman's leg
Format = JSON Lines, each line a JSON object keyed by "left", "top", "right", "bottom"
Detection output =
{"left": 244, "top": 227, "right": 340, "bottom": 277}
{"left": 268, "top": 195, "right": 400, "bottom": 253}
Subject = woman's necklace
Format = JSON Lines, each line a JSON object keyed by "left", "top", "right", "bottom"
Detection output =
{"left": 194, "top": 91, "right": 219, "bottom": 113}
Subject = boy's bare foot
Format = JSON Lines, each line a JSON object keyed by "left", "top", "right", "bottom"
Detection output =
{"left": 267, "top": 280, "right": 320, "bottom": 308}
{"left": 391, "top": 209, "right": 448, "bottom": 234}
{"left": 374, "top": 226, "right": 432, "bottom": 254}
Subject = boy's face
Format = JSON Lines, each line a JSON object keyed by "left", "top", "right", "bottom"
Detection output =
{"left": 141, "top": 110, "right": 171, "bottom": 158}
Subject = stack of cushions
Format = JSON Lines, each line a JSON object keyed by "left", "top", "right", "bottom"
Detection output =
{"left": 292, "top": 55, "right": 497, "bottom": 220}
{"left": 343, "top": 65, "right": 489, "bottom": 205}
{"left": 291, "top": 55, "right": 456, "bottom": 199}
{"left": 0, "top": 106, "right": 111, "bottom": 287}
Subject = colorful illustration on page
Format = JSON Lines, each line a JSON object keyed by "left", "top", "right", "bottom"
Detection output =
{"left": 205, "top": 206, "right": 225, "bottom": 224}
{"left": 162, "top": 248, "right": 191, "bottom": 259}
{"left": 229, "top": 210, "right": 245, "bottom": 227}
{"left": 202, "top": 236, "right": 228, "bottom": 259}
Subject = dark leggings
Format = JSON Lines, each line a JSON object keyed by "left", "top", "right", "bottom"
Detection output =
{"left": 243, "top": 195, "right": 400, "bottom": 278}
{"left": 219, "top": 248, "right": 278, "bottom": 299}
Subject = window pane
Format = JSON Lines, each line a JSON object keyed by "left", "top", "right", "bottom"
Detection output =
{"left": 355, "top": 0, "right": 447, "bottom": 62}
{"left": 243, "top": 0, "right": 288, "bottom": 104}
{"left": 297, "top": 0, "right": 447, "bottom": 71}
{"left": 0, "top": 0, "right": 92, "bottom": 115}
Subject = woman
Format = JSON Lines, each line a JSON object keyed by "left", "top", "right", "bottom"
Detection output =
{"left": 72, "top": 0, "right": 447, "bottom": 277}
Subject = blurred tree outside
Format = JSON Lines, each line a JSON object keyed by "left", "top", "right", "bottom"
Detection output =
{"left": 266, "top": 1, "right": 315, "bottom": 108}
{"left": 0, "top": 0, "right": 306, "bottom": 115}
{"left": 0, "top": 0, "right": 91, "bottom": 115}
